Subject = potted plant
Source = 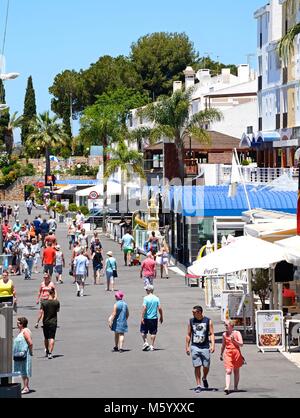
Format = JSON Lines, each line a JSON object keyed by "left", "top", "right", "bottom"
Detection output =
{"left": 252, "top": 269, "right": 272, "bottom": 310}
{"left": 55, "top": 202, "right": 66, "bottom": 223}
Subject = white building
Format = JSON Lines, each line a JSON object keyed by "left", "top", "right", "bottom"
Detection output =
{"left": 127, "top": 64, "right": 258, "bottom": 148}
{"left": 253, "top": 0, "right": 300, "bottom": 168}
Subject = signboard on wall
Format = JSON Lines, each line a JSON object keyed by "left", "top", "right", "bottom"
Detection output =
{"left": 256, "top": 310, "right": 285, "bottom": 353}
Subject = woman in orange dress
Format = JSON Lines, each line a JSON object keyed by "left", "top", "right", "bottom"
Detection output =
{"left": 220, "top": 320, "right": 244, "bottom": 395}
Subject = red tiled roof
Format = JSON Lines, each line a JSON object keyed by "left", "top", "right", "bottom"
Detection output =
{"left": 145, "top": 131, "right": 242, "bottom": 152}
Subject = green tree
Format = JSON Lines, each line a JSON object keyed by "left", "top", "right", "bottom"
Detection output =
{"left": 140, "top": 88, "right": 223, "bottom": 181}
{"left": 49, "top": 69, "right": 85, "bottom": 121}
{"left": 93, "top": 87, "right": 149, "bottom": 127}
{"left": 195, "top": 56, "right": 237, "bottom": 76}
{"left": 21, "top": 76, "right": 37, "bottom": 145}
{"left": 0, "top": 80, "right": 10, "bottom": 150}
{"left": 105, "top": 138, "right": 145, "bottom": 212}
{"left": 80, "top": 106, "right": 119, "bottom": 230}
{"left": 4, "top": 112, "right": 23, "bottom": 154}
{"left": 279, "top": 23, "right": 300, "bottom": 63}
{"left": 131, "top": 32, "right": 198, "bottom": 98}
{"left": 26, "top": 111, "right": 69, "bottom": 178}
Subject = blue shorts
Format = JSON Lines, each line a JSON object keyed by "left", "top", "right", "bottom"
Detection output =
{"left": 140, "top": 319, "right": 158, "bottom": 335}
{"left": 55, "top": 265, "right": 63, "bottom": 275}
{"left": 190, "top": 346, "right": 211, "bottom": 368}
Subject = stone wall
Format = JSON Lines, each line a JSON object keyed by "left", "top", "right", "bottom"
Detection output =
{"left": 0, "top": 175, "right": 96, "bottom": 202}
{"left": 22, "top": 156, "right": 101, "bottom": 174}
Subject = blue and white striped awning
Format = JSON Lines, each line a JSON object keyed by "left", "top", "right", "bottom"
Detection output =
{"left": 255, "top": 131, "right": 281, "bottom": 143}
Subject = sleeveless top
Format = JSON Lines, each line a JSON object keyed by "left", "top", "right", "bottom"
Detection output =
{"left": 0, "top": 279, "right": 13, "bottom": 297}
{"left": 190, "top": 317, "right": 210, "bottom": 349}
{"left": 55, "top": 251, "right": 63, "bottom": 266}
{"left": 111, "top": 301, "right": 128, "bottom": 333}
{"left": 39, "top": 281, "right": 55, "bottom": 300}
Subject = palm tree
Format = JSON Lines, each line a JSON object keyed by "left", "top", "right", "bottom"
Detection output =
{"left": 4, "top": 112, "right": 23, "bottom": 155}
{"left": 105, "top": 138, "right": 145, "bottom": 213}
{"left": 279, "top": 23, "right": 300, "bottom": 62}
{"left": 140, "top": 88, "right": 223, "bottom": 181}
{"left": 26, "top": 111, "right": 69, "bottom": 181}
{"left": 80, "top": 111, "right": 119, "bottom": 230}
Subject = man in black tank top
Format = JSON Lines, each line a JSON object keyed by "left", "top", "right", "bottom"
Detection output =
{"left": 186, "top": 306, "right": 215, "bottom": 393}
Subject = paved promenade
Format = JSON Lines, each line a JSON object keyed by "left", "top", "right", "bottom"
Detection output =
{"left": 9, "top": 205, "right": 300, "bottom": 398}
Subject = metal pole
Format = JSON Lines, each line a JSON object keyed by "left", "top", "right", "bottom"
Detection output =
{"left": 0, "top": 303, "right": 13, "bottom": 385}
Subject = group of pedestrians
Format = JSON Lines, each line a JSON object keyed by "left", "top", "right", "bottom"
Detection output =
{"left": 4, "top": 201, "right": 245, "bottom": 397}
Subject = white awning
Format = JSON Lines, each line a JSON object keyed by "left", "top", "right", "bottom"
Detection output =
{"left": 275, "top": 236, "right": 300, "bottom": 266}
{"left": 53, "top": 185, "right": 76, "bottom": 195}
{"left": 245, "top": 219, "right": 296, "bottom": 242}
{"left": 75, "top": 181, "right": 121, "bottom": 198}
{"left": 188, "top": 236, "right": 286, "bottom": 276}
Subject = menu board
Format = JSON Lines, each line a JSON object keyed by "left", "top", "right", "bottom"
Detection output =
{"left": 221, "top": 291, "right": 252, "bottom": 328}
{"left": 205, "top": 277, "right": 224, "bottom": 308}
{"left": 256, "top": 311, "right": 284, "bottom": 352}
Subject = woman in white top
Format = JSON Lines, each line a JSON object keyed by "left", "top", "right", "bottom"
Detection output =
{"left": 156, "top": 242, "right": 170, "bottom": 279}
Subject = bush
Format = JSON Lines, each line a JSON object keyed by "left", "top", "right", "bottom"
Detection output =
{"left": 55, "top": 202, "right": 66, "bottom": 214}
{"left": 68, "top": 203, "right": 78, "bottom": 212}
{"left": 2, "top": 166, "right": 13, "bottom": 176}
{"left": 241, "top": 160, "right": 250, "bottom": 166}
{"left": 79, "top": 206, "right": 89, "bottom": 216}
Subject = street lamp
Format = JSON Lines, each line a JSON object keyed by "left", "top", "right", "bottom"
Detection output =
{"left": 0, "top": 72, "right": 19, "bottom": 80}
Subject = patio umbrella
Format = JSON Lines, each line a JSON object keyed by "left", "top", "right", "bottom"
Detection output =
{"left": 188, "top": 236, "right": 287, "bottom": 277}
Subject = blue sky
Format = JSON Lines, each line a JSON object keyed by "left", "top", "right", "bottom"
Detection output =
{"left": 1, "top": 0, "right": 264, "bottom": 139}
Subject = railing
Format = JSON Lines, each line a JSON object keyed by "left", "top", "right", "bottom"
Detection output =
{"left": 218, "top": 165, "right": 299, "bottom": 185}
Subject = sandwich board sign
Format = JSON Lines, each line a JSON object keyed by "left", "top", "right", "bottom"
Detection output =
{"left": 256, "top": 310, "right": 285, "bottom": 353}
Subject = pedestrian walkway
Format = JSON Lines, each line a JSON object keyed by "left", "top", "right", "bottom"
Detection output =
{"left": 9, "top": 203, "right": 300, "bottom": 398}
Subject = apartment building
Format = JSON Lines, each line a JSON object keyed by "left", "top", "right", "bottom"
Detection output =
{"left": 254, "top": 0, "right": 300, "bottom": 168}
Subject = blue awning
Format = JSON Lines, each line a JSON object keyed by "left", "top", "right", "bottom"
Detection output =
{"left": 255, "top": 131, "right": 280, "bottom": 143}
{"left": 168, "top": 185, "right": 297, "bottom": 217}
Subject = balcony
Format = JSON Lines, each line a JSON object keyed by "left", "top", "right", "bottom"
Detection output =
{"left": 216, "top": 165, "right": 299, "bottom": 185}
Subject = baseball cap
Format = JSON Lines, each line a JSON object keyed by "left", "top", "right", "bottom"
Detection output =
{"left": 115, "top": 291, "right": 124, "bottom": 300}
{"left": 144, "top": 285, "right": 154, "bottom": 291}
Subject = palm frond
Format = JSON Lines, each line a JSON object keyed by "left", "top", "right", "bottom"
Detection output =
{"left": 190, "top": 108, "right": 223, "bottom": 127}
{"left": 278, "top": 23, "right": 300, "bottom": 64}
{"left": 189, "top": 127, "right": 211, "bottom": 146}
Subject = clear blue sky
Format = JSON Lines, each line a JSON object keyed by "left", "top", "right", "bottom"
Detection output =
{"left": 1, "top": 0, "right": 264, "bottom": 139}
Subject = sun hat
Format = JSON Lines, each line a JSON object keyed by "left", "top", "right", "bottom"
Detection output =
{"left": 115, "top": 291, "right": 124, "bottom": 300}
{"left": 144, "top": 285, "right": 154, "bottom": 291}
{"left": 107, "top": 251, "right": 113, "bottom": 256}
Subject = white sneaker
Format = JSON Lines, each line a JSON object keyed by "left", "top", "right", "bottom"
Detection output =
{"left": 142, "top": 342, "right": 150, "bottom": 351}
{"left": 149, "top": 346, "right": 155, "bottom": 351}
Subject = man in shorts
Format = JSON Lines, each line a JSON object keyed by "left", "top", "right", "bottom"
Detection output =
{"left": 35, "top": 288, "right": 60, "bottom": 359}
{"left": 140, "top": 252, "right": 156, "bottom": 287}
{"left": 74, "top": 249, "right": 89, "bottom": 297}
{"left": 121, "top": 230, "right": 135, "bottom": 266}
{"left": 42, "top": 242, "right": 56, "bottom": 278}
{"left": 140, "top": 285, "right": 163, "bottom": 352}
{"left": 186, "top": 306, "right": 215, "bottom": 393}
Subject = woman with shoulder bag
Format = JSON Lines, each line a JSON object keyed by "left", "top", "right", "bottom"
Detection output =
{"left": 108, "top": 291, "right": 129, "bottom": 353}
{"left": 220, "top": 320, "right": 244, "bottom": 395}
{"left": 105, "top": 251, "right": 117, "bottom": 292}
{"left": 13, "top": 317, "right": 33, "bottom": 395}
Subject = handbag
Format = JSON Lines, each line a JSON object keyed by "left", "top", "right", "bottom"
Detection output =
{"left": 108, "top": 259, "right": 118, "bottom": 278}
{"left": 13, "top": 350, "right": 27, "bottom": 362}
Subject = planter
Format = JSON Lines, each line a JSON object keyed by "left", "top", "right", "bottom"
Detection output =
{"left": 0, "top": 383, "right": 21, "bottom": 398}
{"left": 58, "top": 214, "right": 65, "bottom": 223}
